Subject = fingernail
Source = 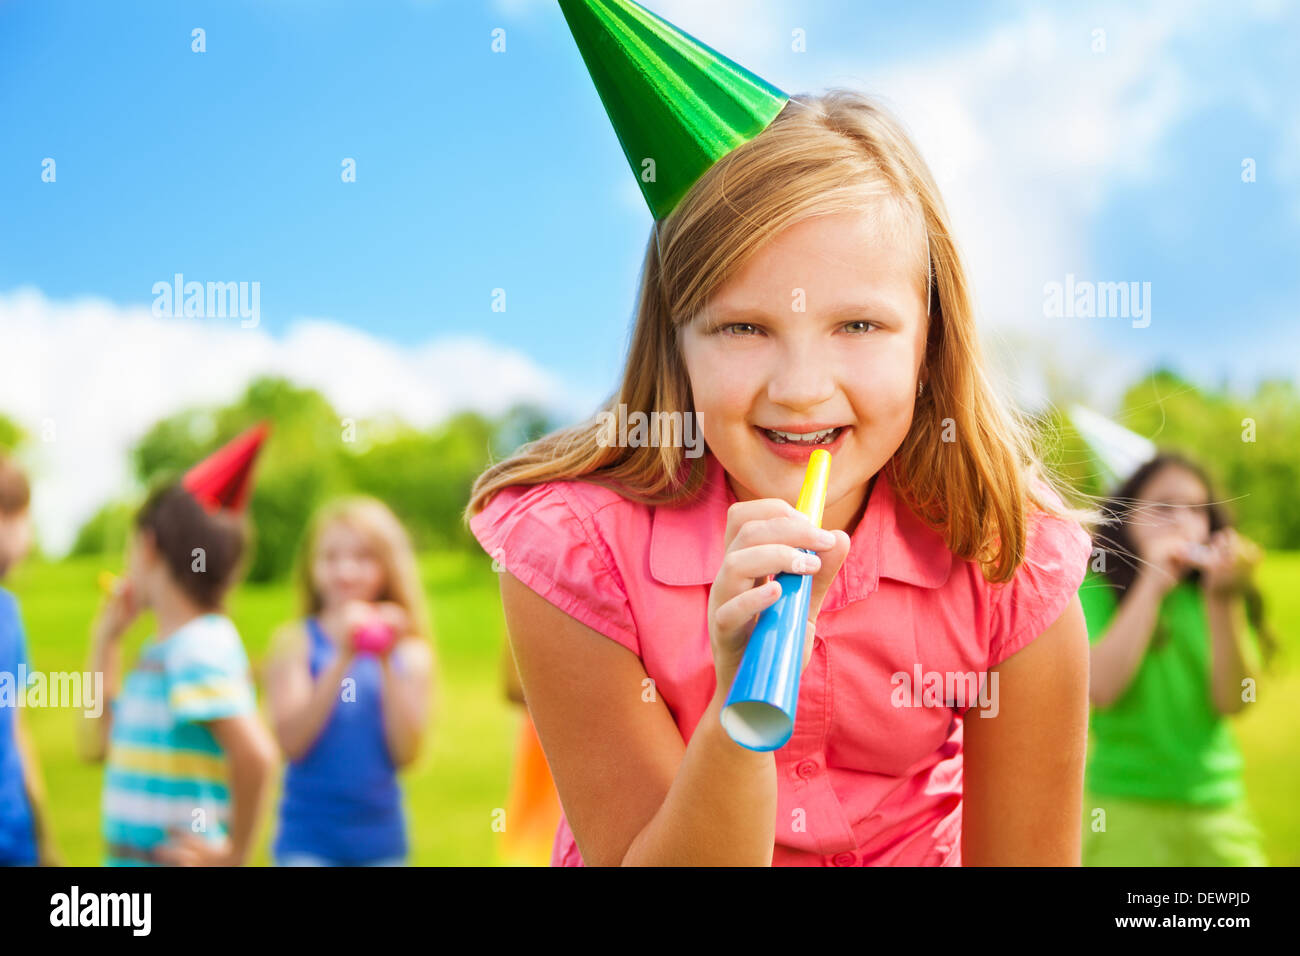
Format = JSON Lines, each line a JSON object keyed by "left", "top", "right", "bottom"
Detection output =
{"left": 793, "top": 553, "right": 821, "bottom": 574}
{"left": 816, "top": 529, "right": 836, "bottom": 548}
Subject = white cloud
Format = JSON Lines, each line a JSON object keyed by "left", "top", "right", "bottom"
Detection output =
{"left": 648, "top": 0, "right": 790, "bottom": 63}
{"left": 0, "top": 287, "right": 591, "bottom": 555}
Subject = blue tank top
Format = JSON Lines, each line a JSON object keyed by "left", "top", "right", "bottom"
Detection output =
{"left": 0, "top": 589, "right": 37, "bottom": 864}
{"left": 273, "top": 618, "right": 406, "bottom": 863}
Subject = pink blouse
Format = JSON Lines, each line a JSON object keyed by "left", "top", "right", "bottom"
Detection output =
{"left": 471, "top": 451, "right": 1091, "bottom": 866}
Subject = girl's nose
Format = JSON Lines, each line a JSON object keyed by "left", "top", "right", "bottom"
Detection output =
{"left": 1179, "top": 514, "right": 1209, "bottom": 541}
{"left": 765, "top": 343, "right": 837, "bottom": 410}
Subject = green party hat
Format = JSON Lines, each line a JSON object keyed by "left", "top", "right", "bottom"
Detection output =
{"left": 558, "top": 0, "right": 789, "bottom": 220}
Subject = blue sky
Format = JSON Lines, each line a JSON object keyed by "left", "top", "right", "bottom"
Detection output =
{"left": 2, "top": 0, "right": 1299, "bottom": 548}
{"left": 4, "top": 0, "right": 1298, "bottom": 378}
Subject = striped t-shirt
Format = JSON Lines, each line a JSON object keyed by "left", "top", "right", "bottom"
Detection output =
{"left": 102, "top": 613, "right": 255, "bottom": 866}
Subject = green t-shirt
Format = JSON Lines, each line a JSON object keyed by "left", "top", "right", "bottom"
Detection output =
{"left": 1079, "top": 572, "right": 1246, "bottom": 806}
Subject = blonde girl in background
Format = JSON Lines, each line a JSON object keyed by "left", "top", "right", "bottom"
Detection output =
{"left": 266, "top": 497, "right": 435, "bottom": 866}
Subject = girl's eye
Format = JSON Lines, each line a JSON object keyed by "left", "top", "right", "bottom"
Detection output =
{"left": 706, "top": 319, "right": 875, "bottom": 335}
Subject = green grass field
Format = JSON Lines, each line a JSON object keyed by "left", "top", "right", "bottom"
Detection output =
{"left": 5, "top": 550, "right": 1298, "bottom": 865}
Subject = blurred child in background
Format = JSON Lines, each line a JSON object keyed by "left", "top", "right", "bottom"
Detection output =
{"left": 0, "top": 454, "right": 58, "bottom": 866}
{"left": 265, "top": 497, "right": 434, "bottom": 866}
{"left": 1082, "top": 453, "right": 1275, "bottom": 866}
{"left": 79, "top": 426, "right": 277, "bottom": 866}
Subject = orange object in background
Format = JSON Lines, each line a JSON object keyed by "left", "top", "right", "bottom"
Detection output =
{"left": 500, "top": 711, "right": 562, "bottom": 866}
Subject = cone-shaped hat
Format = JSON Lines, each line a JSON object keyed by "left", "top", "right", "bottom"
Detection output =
{"left": 181, "top": 422, "right": 270, "bottom": 514}
{"left": 559, "top": 0, "right": 788, "bottom": 220}
{"left": 1067, "top": 405, "right": 1156, "bottom": 489}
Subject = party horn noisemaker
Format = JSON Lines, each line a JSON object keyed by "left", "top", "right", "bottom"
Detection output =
{"left": 721, "top": 448, "right": 831, "bottom": 752}
{"left": 352, "top": 616, "right": 396, "bottom": 656}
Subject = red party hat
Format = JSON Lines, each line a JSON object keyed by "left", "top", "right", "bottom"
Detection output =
{"left": 181, "top": 422, "right": 270, "bottom": 513}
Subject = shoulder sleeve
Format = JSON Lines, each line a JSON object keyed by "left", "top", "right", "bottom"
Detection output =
{"left": 165, "top": 617, "right": 256, "bottom": 723}
{"left": 470, "top": 482, "right": 640, "bottom": 657}
{"left": 987, "top": 508, "right": 1093, "bottom": 670}
{"left": 1077, "top": 571, "right": 1121, "bottom": 645}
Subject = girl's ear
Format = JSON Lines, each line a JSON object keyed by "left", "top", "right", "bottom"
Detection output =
{"left": 134, "top": 528, "right": 160, "bottom": 568}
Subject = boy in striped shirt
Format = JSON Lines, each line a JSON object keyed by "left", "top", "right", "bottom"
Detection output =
{"left": 79, "top": 426, "right": 276, "bottom": 865}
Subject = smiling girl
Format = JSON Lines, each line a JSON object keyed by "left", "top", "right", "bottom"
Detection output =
{"left": 467, "top": 2, "right": 1092, "bottom": 867}
{"left": 469, "top": 102, "right": 1093, "bottom": 867}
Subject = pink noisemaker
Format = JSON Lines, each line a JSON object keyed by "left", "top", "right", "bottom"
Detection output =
{"left": 351, "top": 617, "right": 396, "bottom": 655}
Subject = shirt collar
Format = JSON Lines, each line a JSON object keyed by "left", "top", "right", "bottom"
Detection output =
{"left": 649, "top": 451, "right": 952, "bottom": 602}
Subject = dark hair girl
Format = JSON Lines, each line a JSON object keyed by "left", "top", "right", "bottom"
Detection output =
{"left": 1081, "top": 453, "right": 1273, "bottom": 866}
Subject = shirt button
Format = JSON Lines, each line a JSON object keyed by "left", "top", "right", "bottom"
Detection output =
{"left": 795, "top": 759, "right": 818, "bottom": 779}
{"left": 832, "top": 852, "right": 855, "bottom": 866}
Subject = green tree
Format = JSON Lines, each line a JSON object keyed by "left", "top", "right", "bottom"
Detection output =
{"left": 131, "top": 377, "right": 349, "bottom": 581}
{"left": 69, "top": 501, "right": 138, "bottom": 557}
{"left": 0, "top": 413, "right": 25, "bottom": 453}
{"left": 344, "top": 410, "right": 499, "bottom": 551}
{"left": 74, "top": 385, "right": 562, "bottom": 579}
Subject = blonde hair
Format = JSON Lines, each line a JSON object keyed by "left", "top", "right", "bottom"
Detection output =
{"left": 298, "top": 497, "right": 432, "bottom": 639}
{"left": 468, "top": 89, "right": 1066, "bottom": 583}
